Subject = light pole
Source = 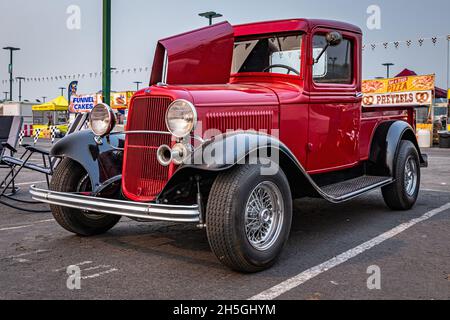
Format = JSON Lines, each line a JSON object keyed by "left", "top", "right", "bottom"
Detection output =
{"left": 102, "top": 0, "right": 112, "bottom": 106}
{"left": 382, "top": 63, "right": 394, "bottom": 79}
{"left": 59, "top": 87, "right": 66, "bottom": 97}
{"left": 16, "top": 77, "right": 25, "bottom": 101}
{"left": 42, "top": 96, "right": 47, "bottom": 103}
{"left": 199, "top": 11, "right": 223, "bottom": 26}
{"left": 133, "top": 81, "right": 142, "bottom": 91}
{"left": 3, "top": 47, "right": 21, "bottom": 101}
{"left": 3, "top": 92, "right": 8, "bottom": 101}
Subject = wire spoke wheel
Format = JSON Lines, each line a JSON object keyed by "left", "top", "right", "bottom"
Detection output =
{"left": 244, "top": 181, "right": 284, "bottom": 251}
{"left": 404, "top": 156, "right": 418, "bottom": 197}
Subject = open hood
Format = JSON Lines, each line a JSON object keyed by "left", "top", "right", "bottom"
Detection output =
{"left": 150, "top": 22, "right": 234, "bottom": 85}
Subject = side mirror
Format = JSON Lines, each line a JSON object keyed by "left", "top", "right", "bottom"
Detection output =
{"left": 326, "top": 31, "right": 343, "bottom": 47}
{"left": 314, "top": 31, "right": 343, "bottom": 64}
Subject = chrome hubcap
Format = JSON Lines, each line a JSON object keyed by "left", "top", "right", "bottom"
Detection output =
{"left": 245, "top": 181, "right": 284, "bottom": 251}
{"left": 404, "top": 156, "right": 418, "bottom": 197}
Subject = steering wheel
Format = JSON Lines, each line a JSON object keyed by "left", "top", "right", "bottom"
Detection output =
{"left": 263, "top": 64, "right": 300, "bottom": 75}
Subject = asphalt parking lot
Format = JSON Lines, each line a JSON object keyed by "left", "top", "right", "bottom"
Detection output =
{"left": 0, "top": 139, "right": 449, "bottom": 300}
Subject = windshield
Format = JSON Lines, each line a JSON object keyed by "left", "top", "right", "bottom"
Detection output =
{"left": 232, "top": 34, "right": 303, "bottom": 75}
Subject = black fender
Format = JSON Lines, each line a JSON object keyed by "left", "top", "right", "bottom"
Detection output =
{"left": 369, "top": 120, "right": 426, "bottom": 176}
{"left": 51, "top": 130, "right": 125, "bottom": 192}
{"left": 160, "top": 132, "right": 321, "bottom": 201}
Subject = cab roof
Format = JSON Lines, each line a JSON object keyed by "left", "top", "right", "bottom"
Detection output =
{"left": 233, "top": 18, "right": 362, "bottom": 38}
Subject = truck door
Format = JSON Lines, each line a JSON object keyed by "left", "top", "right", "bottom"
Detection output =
{"left": 306, "top": 29, "right": 362, "bottom": 173}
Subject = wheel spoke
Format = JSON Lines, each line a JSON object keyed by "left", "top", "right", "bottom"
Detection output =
{"left": 244, "top": 182, "right": 285, "bottom": 251}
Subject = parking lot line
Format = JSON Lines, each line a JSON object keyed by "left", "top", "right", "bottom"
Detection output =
{"left": 422, "top": 189, "right": 450, "bottom": 194}
{"left": 0, "top": 219, "right": 54, "bottom": 232}
{"left": 53, "top": 261, "right": 94, "bottom": 272}
{"left": 81, "top": 268, "right": 118, "bottom": 280}
{"left": 249, "top": 202, "right": 450, "bottom": 300}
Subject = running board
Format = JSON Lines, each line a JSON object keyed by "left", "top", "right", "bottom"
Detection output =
{"left": 320, "top": 176, "right": 393, "bottom": 202}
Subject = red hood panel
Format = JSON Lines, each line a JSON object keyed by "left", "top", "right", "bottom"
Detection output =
{"left": 151, "top": 22, "right": 234, "bottom": 85}
{"left": 183, "top": 83, "right": 279, "bottom": 107}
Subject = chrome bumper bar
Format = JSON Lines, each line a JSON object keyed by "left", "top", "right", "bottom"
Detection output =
{"left": 30, "top": 186, "right": 200, "bottom": 223}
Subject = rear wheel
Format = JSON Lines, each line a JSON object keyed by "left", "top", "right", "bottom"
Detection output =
{"left": 382, "top": 140, "right": 421, "bottom": 210}
{"left": 206, "top": 164, "right": 292, "bottom": 273}
{"left": 50, "top": 159, "right": 121, "bottom": 236}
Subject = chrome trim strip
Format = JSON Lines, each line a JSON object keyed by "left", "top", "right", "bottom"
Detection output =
{"left": 109, "top": 130, "right": 172, "bottom": 136}
{"left": 30, "top": 186, "right": 200, "bottom": 223}
{"left": 162, "top": 49, "right": 168, "bottom": 84}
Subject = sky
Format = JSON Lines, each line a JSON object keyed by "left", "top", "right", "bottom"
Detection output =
{"left": 0, "top": 0, "right": 449, "bottom": 102}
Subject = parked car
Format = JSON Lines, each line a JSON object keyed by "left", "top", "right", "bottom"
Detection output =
{"left": 31, "top": 19, "right": 428, "bottom": 272}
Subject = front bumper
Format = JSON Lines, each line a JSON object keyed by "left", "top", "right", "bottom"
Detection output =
{"left": 30, "top": 186, "right": 200, "bottom": 223}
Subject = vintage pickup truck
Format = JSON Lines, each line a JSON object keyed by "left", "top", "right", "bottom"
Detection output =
{"left": 31, "top": 19, "right": 428, "bottom": 272}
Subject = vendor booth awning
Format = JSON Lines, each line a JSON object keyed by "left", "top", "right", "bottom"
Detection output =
{"left": 396, "top": 69, "right": 447, "bottom": 99}
{"left": 32, "top": 96, "right": 68, "bottom": 111}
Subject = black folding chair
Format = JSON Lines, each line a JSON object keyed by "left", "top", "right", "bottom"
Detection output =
{"left": 1, "top": 113, "right": 89, "bottom": 212}
{"left": 0, "top": 116, "right": 23, "bottom": 196}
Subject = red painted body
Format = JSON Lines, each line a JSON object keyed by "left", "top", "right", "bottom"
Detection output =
{"left": 122, "top": 19, "right": 414, "bottom": 202}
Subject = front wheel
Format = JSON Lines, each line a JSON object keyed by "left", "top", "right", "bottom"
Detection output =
{"left": 206, "top": 164, "right": 293, "bottom": 273}
{"left": 50, "top": 159, "right": 121, "bottom": 236}
{"left": 382, "top": 140, "right": 421, "bottom": 210}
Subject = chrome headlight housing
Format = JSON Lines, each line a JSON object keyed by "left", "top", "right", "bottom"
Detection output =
{"left": 89, "top": 103, "right": 116, "bottom": 137}
{"left": 165, "top": 100, "right": 197, "bottom": 138}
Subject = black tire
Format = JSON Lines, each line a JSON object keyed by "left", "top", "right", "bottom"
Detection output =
{"left": 382, "top": 140, "right": 421, "bottom": 210}
{"left": 50, "top": 158, "right": 121, "bottom": 236}
{"left": 206, "top": 164, "right": 293, "bottom": 273}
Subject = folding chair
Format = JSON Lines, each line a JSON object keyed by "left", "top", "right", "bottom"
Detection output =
{"left": 0, "top": 113, "right": 89, "bottom": 212}
{"left": 0, "top": 116, "right": 23, "bottom": 196}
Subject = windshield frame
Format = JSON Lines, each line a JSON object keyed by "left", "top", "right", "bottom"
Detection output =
{"left": 231, "top": 32, "right": 305, "bottom": 80}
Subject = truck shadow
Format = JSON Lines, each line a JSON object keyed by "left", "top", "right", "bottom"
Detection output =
{"left": 92, "top": 190, "right": 447, "bottom": 276}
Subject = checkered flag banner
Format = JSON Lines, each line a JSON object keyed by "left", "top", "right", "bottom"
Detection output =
{"left": 33, "top": 129, "right": 41, "bottom": 145}
{"left": 50, "top": 126, "right": 58, "bottom": 144}
{"left": 18, "top": 131, "right": 25, "bottom": 146}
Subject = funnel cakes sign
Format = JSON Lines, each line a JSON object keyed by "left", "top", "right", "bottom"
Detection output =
{"left": 362, "top": 75, "right": 435, "bottom": 107}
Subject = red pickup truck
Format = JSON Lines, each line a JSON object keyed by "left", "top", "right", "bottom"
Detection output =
{"left": 31, "top": 19, "right": 428, "bottom": 272}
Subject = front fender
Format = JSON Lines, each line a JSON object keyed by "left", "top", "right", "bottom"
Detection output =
{"left": 160, "top": 132, "right": 320, "bottom": 200}
{"left": 51, "top": 130, "right": 124, "bottom": 191}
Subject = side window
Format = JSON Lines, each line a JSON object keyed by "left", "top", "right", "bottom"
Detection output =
{"left": 313, "top": 34, "right": 353, "bottom": 84}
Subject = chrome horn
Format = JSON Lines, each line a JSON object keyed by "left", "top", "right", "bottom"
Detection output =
{"left": 157, "top": 145, "right": 173, "bottom": 167}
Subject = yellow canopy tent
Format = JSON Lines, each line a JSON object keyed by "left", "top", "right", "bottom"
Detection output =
{"left": 32, "top": 96, "right": 69, "bottom": 111}
{"left": 32, "top": 96, "right": 69, "bottom": 138}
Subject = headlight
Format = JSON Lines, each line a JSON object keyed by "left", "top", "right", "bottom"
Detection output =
{"left": 165, "top": 100, "right": 197, "bottom": 138}
{"left": 89, "top": 103, "right": 116, "bottom": 137}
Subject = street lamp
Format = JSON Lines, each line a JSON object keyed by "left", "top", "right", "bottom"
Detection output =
{"left": 382, "top": 63, "right": 394, "bottom": 78}
{"left": 16, "top": 77, "right": 25, "bottom": 101}
{"left": 133, "top": 81, "right": 142, "bottom": 91}
{"left": 3, "top": 47, "right": 21, "bottom": 101}
{"left": 199, "top": 11, "right": 223, "bottom": 26}
{"left": 59, "top": 87, "right": 66, "bottom": 97}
